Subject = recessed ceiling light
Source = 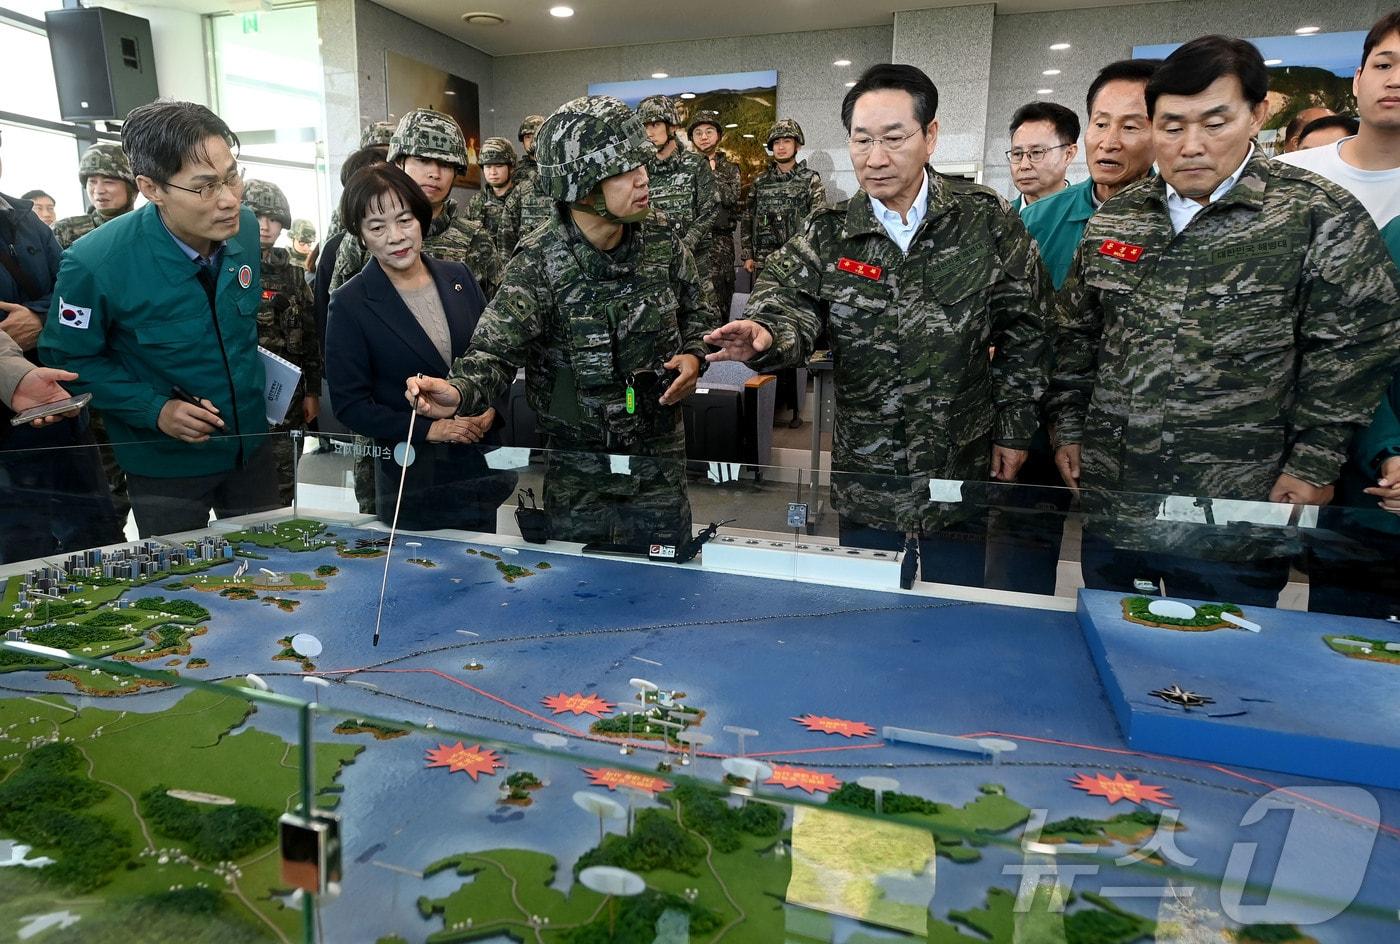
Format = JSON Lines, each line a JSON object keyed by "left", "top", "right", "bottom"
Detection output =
{"left": 1037, "top": 88, "right": 1054, "bottom": 95}
{"left": 1264, "top": 58, "right": 1283, "bottom": 66}
{"left": 724, "top": 123, "right": 738, "bottom": 128}
{"left": 1295, "top": 25, "right": 1319, "bottom": 34}
{"left": 844, "top": 81, "right": 856, "bottom": 87}
{"left": 833, "top": 59, "right": 852, "bottom": 67}
{"left": 742, "top": 133, "right": 755, "bottom": 138}
{"left": 461, "top": 12, "right": 505, "bottom": 25}
{"left": 1050, "top": 43, "right": 1071, "bottom": 50}
{"left": 679, "top": 92, "right": 695, "bottom": 99}
{"left": 549, "top": 5, "right": 574, "bottom": 17}
{"left": 1042, "top": 69, "right": 1061, "bottom": 76}
{"left": 444, "top": 89, "right": 457, "bottom": 95}
{"left": 651, "top": 72, "right": 668, "bottom": 79}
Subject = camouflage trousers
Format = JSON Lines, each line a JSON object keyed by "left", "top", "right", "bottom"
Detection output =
{"left": 711, "top": 258, "right": 736, "bottom": 321}
{"left": 541, "top": 449, "right": 692, "bottom": 546}
{"left": 88, "top": 411, "right": 130, "bottom": 531}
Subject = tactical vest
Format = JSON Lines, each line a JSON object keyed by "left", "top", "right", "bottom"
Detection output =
{"left": 648, "top": 153, "right": 703, "bottom": 231}
{"left": 750, "top": 167, "right": 819, "bottom": 261}
{"left": 528, "top": 219, "right": 684, "bottom": 453}
{"left": 518, "top": 179, "right": 555, "bottom": 242}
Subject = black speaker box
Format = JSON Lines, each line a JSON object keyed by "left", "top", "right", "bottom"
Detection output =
{"left": 45, "top": 8, "right": 160, "bottom": 122}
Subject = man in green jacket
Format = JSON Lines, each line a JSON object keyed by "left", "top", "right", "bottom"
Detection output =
{"left": 40, "top": 101, "right": 277, "bottom": 537}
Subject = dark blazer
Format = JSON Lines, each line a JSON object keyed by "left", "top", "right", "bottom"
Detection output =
{"left": 326, "top": 253, "right": 512, "bottom": 530}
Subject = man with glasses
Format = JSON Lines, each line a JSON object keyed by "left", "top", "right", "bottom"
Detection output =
{"left": 1007, "top": 102, "right": 1079, "bottom": 211}
{"left": 40, "top": 100, "right": 279, "bottom": 537}
{"left": 706, "top": 64, "right": 1053, "bottom": 587}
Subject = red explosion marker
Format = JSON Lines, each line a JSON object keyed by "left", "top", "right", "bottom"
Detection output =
{"left": 541, "top": 692, "right": 616, "bottom": 718}
{"left": 424, "top": 742, "right": 505, "bottom": 782}
{"left": 765, "top": 764, "right": 842, "bottom": 795}
{"left": 792, "top": 714, "right": 876, "bottom": 738}
{"left": 582, "top": 767, "right": 672, "bottom": 795}
{"left": 1069, "top": 771, "right": 1174, "bottom": 807}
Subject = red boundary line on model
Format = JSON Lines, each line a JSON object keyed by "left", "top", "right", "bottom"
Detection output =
{"left": 308, "top": 666, "right": 1399, "bottom": 839}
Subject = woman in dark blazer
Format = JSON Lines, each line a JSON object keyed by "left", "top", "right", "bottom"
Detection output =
{"left": 326, "top": 164, "right": 514, "bottom": 532}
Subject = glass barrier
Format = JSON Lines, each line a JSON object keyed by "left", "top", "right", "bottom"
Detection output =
{"left": 2, "top": 428, "right": 1399, "bottom": 942}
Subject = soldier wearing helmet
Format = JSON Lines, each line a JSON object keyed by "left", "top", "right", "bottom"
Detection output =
{"left": 330, "top": 107, "right": 502, "bottom": 299}
{"left": 242, "top": 180, "right": 321, "bottom": 503}
{"left": 464, "top": 136, "right": 518, "bottom": 247}
{"left": 53, "top": 143, "right": 138, "bottom": 249}
{"left": 740, "top": 118, "right": 826, "bottom": 277}
{"left": 515, "top": 114, "right": 546, "bottom": 185}
{"left": 687, "top": 108, "right": 741, "bottom": 317}
{"left": 288, "top": 219, "right": 317, "bottom": 268}
{"left": 407, "top": 95, "right": 719, "bottom": 547}
{"left": 636, "top": 95, "right": 718, "bottom": 293}
{"left": 361, "top": 120, "right": 396, "bottom": 150}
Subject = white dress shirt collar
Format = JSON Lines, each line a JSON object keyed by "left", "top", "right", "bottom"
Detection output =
{"left": 869, "top": 170, "right": 930, "bottom": 252}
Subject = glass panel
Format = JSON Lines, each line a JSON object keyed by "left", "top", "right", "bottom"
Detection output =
{"left": 0, "top": 22, "right": 63, "bottom": 122}
{"left": 0, "top": 119, "right": 82, "bottom": 217}
{"left": 0, "top": 1, "right": 66, "bottom": 22}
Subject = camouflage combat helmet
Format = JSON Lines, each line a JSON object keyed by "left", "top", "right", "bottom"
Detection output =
{"left": 479, "top": 136, "right": 517, "bottom": 167}
{"left": 78, "top": 143, "right": 135, "bottom": 187}
{"left": 686, "top": 109, "right": 723, "bottom": 137}
{"left": 360, "top": 120, "right": 396, "bottom": 149}
{"left": 536, "top": 95, "right": 654, "bottom": 203}
{"left": 242, "top": 179, "right": 292, "bottom": 228}
{"left": 517, "top": 114, "right": 546, "bottom": 142}
{"left": 766, "top": 118, "right": 805, "bottom": 147}
{"left": 388, "top": 108, "right": 468, "bottom": 172}
{"left": 291, "top": 219, "right": 317, "bottom": 244}
{"left": 636, "top": 95, "right": 679, "bottom": 126}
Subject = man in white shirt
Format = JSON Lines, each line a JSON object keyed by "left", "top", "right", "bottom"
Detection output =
{"left": 1278, "top": 11, "right": 1400, "bottom": 229}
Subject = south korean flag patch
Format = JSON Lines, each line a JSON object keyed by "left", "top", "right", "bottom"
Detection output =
{"left": 57, "top": 298, "right": 92, "bottom": 330}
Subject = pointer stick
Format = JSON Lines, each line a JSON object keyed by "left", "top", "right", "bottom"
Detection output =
{"left": 373, "top": 376, "right": 423, "bottom": 646}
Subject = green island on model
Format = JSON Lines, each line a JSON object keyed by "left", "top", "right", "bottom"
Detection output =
{"left": 1121, "top": 596, "right": 1244, "bottom": 631}
{"left": 407, "top": 774, "right": 1185, "bottom": 943}
{"left": 0, "top": 684, "right": 361, "bottom": 942}
{"left": 333, "top": 719, "right": 410, "bottom": 740}
{"left": 1322, "top": 634, "right": 1400, "bottom": 665}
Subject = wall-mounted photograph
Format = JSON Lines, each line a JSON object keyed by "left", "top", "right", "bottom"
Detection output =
{"left": 385, "top": 51, "right": 482, "bottom": 188}
{"left": 589, "top": 69, "right": 778, "bottom": 188}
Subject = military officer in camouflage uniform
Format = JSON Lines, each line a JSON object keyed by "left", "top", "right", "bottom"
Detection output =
{"left": 1048, "top": 36, "right": 1400, "bottom": 605}
{"left": 515, "top": 114, "right": 545, "bottom": 186}
{"left": 330, "top": 108, "right": 502, "bottom": 298}
{"left": 244, "top": 180, "right": 322, "bottom": 505}
{"left": 408, "top": 95, "right": 717, "bottom": 546}
{"left": 688, "top": 109, "right": 741, "bottom": 318}
{"left": 740, "top": 119, "right": 827, "bottom": 276}
{"left": 464, "top": 136, "right": 517, "bottom": 248}
{"left": 708, "top": 64, "right": 1053, "bottom": 587}
{"left": 636, "top": 96, "right": 718, "bottom": 281}
{"left": 288, "top": 219, "right": 316, "bottom": 269}
{"left": 53, "top": 143, "right": 137, "bottom": 249}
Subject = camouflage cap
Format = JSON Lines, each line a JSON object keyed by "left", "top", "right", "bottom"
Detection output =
{"left": 536, "top": 95, "right": 654, "bottom": 203}
{"left": 291, "top": 219, "right": 316, "bottom": 243}
{"left": 360, "top": 120, "right": 397, "bottom": 148}
{"left": 636, "top": 95, "right": 679, "bottom": 126}
{"left": 78, "top": 143, "right": 135, "bottom": 186}
{"left": 517, "top": 114, "right": 546, "bottom": 142}
{"left": 766, "top": 118, "right": 805, "bottom": 147}
{"left": 479, "top": 136, "right": 517, "bottom": 167}
{"left": 686, "top": 109, "right": 723, "bottom": 136}
{"left": 242, "top": 179, "right": 292, "bottom": 228}
{"left": 388, "top": 108, "right": 468, "bottom": 172}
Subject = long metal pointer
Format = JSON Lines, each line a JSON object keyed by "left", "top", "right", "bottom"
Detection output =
{"left": 373, "top": 378, "right": 423, "bottom": 646}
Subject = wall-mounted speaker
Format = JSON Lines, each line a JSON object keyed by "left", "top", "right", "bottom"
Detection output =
{"left": 45, "top": 8, "right": 160, "bottom": 122}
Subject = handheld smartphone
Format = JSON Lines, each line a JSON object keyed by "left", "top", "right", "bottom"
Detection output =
{"left": 9, "top": 392, "right": 91, "bottom": 427}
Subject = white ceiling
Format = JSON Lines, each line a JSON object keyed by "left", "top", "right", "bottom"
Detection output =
{"left": 370, "top": 0, "right": 1181, "bottom": 57}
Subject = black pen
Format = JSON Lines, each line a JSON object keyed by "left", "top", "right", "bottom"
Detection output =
{"left": 171, "top": 385, "right": 223, "bottom": 433}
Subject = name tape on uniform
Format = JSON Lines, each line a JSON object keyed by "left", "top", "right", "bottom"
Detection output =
{"left": 1098, "top": 239, "right": 1144, "bottom": 263}
{"left": 837, "top": 257, "right": 883, "bottom": 280}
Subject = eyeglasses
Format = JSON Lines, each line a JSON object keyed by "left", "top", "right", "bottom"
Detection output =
{"left": 162, "top": 165, "right": 245, "bottom": 201}
{"left": 848, "top": 129, "right": 923, "bottom": 155}
{"left": 1006, "top": 144, "right": 1070, "bottom": 164}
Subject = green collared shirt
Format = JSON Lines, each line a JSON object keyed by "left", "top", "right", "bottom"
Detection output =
{"left": 1019, "top": 177, "right": 1096, "bottom": 289}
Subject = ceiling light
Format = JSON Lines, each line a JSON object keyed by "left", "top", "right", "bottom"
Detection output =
{"left": 1050, "top": 42, "right": 1071, "bottom": 50}
{"left": 742, "top": 133, "right": 755, "bottom": 138}
{"left": 844, "top": 81, "right": 856, "bottom": 87}
{"left": 461, "top": 12, "right": 505, "bottom": 25}
{"left": 679, "top": 92, "right": 695, "bottom": 99}
{"left": 1295, "top": 25, "right": 1319, "bottom": 34}
{"left": 724, "top": 123, "right": 738, "bottom": 128}
{"left": 1037, "top": 88, "right": 1054, "bottom": 95}
{"left": 833, "top": 59, "right": 851, "bottom": 67}
{"left": 651, "top": 72, "right": 668, "bottom": 79}
{"left": 1264, "top": 58, "right": 1283, "bottom": 66}
{"left": 1042, "top": 69, "right": 1061, "bottom": 76}
{"left": 549, "top": 5, "right": 574, "bottom": 17}
{"left": 444, "top": 89, "right": 457, "bottom": 95}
